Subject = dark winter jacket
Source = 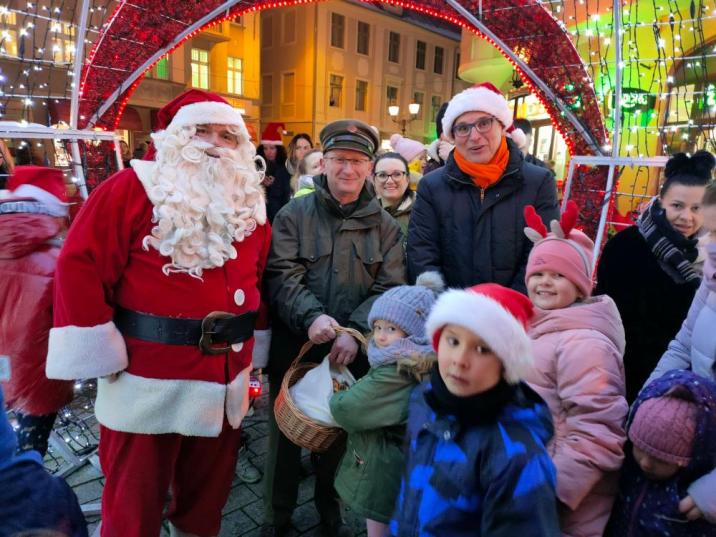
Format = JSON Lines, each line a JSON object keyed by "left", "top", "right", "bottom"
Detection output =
{"left": 595, "top": 225, "right": 699, "bottom": 403}
{"left": 607, "top": 370, "right": 716, "bottom": 536}
{"left": 0, "top": 387, "right": 87, "bottom": 537}
{"left": 0, "top": 209, "right": 73, "bottom": 416}
{"left": 406, "top": 139, "right": 558, "bottom": 293}
{"left": 265, "top": 162, "right": 291, "bottom": 223}
{"left": 265, "top": 175, "right": 406, "bottom": 377}
{"left": 330, "top": 358, "right": 431, "bottom": 523}
{"left": 389, "top": 379, "right": 559, "bottom": 537}
{"left": 382, "top": 189, "right": 415, "bottom": 240}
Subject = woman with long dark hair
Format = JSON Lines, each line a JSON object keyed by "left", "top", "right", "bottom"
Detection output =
{"left": 596, "top": 150, "right": 715, "bottom": 402}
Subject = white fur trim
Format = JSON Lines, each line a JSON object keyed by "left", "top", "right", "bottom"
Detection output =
{"left": 260, "top": 139, "right": 283, "bottom": 146}
{"left": 425, "top": 290, "right": 533, "bottom": 384}
{"left": 95, "top": 371, "right": 249, "bottom": 437}
{"left": 168, "top": 101, "right": 247, "bottom": 135}
{"left": 130, "top": 159, "right": 156, "bottom": 189}
{"left": 252, "top": 329, "right": 271, "bottom": 369}
{"left": 11, "top": 184, "right": 68, "bottom": 217}
{"left": 46, "top": 321, "right": 128, "bottom": 380}
{"left": 226, "top": 365, "right": 251, "bottom": 429}
{"left": 442, "top": 86, "right": 512, "bottom": 143}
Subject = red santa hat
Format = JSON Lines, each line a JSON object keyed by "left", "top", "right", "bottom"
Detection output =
{"left": 441, "top": 82, "right": 526, "bottom": 147}
{"left": 7, "top": 165, "right": 68, "bottom": 217}
{"left": 144, "top": 89, "right": 251, "bottom": 160}
{"left": 426, "top": 283, "right": 534, "bottom": 384}
{"left": 261, "top": 122, "right": 285, "bottom": 146}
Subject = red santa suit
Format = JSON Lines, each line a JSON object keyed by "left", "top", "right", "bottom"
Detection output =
{"left": 45, "top": 90, "right": 271, "bottom": 537}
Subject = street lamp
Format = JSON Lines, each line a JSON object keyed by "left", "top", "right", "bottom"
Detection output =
{"left": 388, "top": 102, "right": 421, "bottom": 136}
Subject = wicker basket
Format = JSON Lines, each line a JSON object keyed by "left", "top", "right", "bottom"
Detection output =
{"left": 274, "top": 326, "right": 367, "bottom": 453}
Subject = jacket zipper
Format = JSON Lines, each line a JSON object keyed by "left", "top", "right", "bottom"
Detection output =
{"left": 627, "top": 481, "right": 649, "bottom": 537}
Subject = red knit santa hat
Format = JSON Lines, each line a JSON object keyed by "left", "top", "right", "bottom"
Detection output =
{"left": 426, "top": 283, "right": 534, "bottom": 384}
{"left": 261, "top": 122, "right": 286, "bottom": 146}
{"left": 441, "top": 82, "right": 526, "bottom": 147}
{"left": 524, "top": 200, "right": 595, "bottom": 298}
{"left": 7, "top": 165, "right": 68, "bottom": 216}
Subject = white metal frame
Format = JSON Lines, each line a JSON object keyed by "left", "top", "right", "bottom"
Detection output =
{"left": 562, "top": 155, "right": 669, "bottom": 271}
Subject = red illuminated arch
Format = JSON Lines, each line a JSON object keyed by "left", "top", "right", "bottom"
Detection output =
{"left": 79, "top": 0, "right": 607, "bottom": 157}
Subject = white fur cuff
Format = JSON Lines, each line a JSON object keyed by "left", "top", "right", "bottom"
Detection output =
{"left": 46, "top": 321, "right": 128, "bottom": 380}
{"left": 252, "top": 329, "right": 271, "bottom": 369}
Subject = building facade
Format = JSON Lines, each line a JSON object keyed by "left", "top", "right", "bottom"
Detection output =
{"left": 258, "top": 0, "right": 469, "bottom": 146}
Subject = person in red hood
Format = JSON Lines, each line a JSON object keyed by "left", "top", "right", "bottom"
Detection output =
{"left": 0, "top": 165, "right": 73, "bottom": 457}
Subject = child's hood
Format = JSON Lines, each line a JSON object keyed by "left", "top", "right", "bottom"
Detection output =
{"left": 528, "top": 294, "right": 625, "bottom": 354}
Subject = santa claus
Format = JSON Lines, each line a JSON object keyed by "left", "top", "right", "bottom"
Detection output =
{"left": 45, "top": 89, "right": 271, "bottom": 537}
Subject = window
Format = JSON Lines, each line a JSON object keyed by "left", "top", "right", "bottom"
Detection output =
{"left": 282, "top": 72, "right": 295, "bottom": 104}
{"left": 283, "top": 11, "right": 296, "bottom": 44}
{"left": 431, "top": 95, "right": 442, "bottom": 125}
{"left": 331, "top": 13, "right": 345, "bottom": 49}
{"left": 355, "top": 80, "right": 368, "bottom": 111}
{"left": 415, "top": 40, "right": 426, "bottom": 70}
{"left": 357, "top": 22, "right": 370, "bottom": 55}
{"left": 61, "top": 39, "right": 75, "bottom": 63}
{"left": 262, "top": 74, "right": 273, "bottom": 104}
{"left": 0, "top": 30, "right": 17, "bottom": 57}
{"left": 191, "top": 48, "right": 209, "bottom": 89}
{"left": 227, "top": 57, "right": 242, "bottom": 95}
{"left": 147, "top": 57, "right": 168, "bottom": 79}
{"left": 261, "top": 15, "right": 273, "bottom": 48}
{"left": 455, "top": 52, "right": 461, "bottom": 79}
{"left": 386, "top": 85, "right": 398, "bottom": 106}
{"left": 388, "top": 31, "right": 400, "bottom": 63}
{"left": 434, "top": 46, "right": 444, "bottom": 74}
{"left": 329, "top": 75, "right": 344, "bottom": 108}
{"left": 413, "top": 91, "right": 424, "bottom": 119}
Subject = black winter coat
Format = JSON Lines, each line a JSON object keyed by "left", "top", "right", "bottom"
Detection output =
{"left": 406, "top": 140, "right": 558, "bottom": 293}
{"left": 595, "top": 225, "right": 699, "bottom": 403}
{"left": 264, "top": 175, "right": 406, "bottom": 377}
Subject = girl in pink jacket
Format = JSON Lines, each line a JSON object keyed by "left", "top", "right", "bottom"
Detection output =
{"left": 523, "top": 201, "right": 629, "bottom": 537}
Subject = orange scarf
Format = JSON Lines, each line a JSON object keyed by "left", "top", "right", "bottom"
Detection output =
{"left": 454, "top": 137, "right": 509, "bottom": 189}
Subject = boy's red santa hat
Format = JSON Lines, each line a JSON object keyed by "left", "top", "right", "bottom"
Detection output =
{"left": 6, "top": 165, "right": 68, "bottom": 217}
{"left": 441, "top": 82, "right": 526, "bottom": 147}
{"left": 260, "top": 122, "right": 285, "bottom": 146}
{"left": 426, "top": 283, "right": 534, "bottom": 384}
{"left": 145, "top": 89, "right": 251, "bottom": 159}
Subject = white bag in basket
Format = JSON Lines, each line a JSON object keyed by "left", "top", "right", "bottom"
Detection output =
{"left": 289, "top": 357, "right": 356, "bottom": 427}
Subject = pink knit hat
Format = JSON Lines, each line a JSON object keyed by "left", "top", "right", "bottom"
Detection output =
{"left": 524, "top": 201, "right": 595, "bottom": 298}
{"left": 628, "top": 396, "right": 698, "bottom": 466}
{"left": 389, "top": 134, "right": 425, "bottom": 163}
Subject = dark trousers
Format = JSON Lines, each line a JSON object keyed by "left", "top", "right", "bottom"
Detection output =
{"left": 263, "top": 368, "right": 346, "bottom": 527}
{"left": 14, "top": 411, "right": 57, "bottom": 457}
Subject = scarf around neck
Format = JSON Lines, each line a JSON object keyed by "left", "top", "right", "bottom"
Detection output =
{"left": 453, "top": 136, "right": 509, "bottom": 189}
{"left": 425, "top": 365, "right": 515, "bottom": 426}
{"left": 367, "top": 334, "right": 434, "bottom": 368}
{"left": 637, "top": 197, "right": 700, "bottom": 288}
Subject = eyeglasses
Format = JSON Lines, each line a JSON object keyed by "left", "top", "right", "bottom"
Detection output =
{"left": 325, "top": 156, "right": 371, "bottom": 168}
{"left": 452, "top": 117, "right": 497, "bottom": 138}
{"left": 374, "top": 171, "right": 407, "bottom": 182}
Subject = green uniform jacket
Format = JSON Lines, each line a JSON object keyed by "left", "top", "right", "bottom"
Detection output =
{"left": 329, "top": 362, "right": 422, "bottom": 523}
{"left": 265, "top": 175, "right": 406, "bottom": 376}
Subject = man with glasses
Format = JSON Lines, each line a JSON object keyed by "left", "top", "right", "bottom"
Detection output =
{"left": 407, "top": 82, "right": 559, "bottom": 294}
{"left": 262, "top": 120, "right": 405, "bottom": 537}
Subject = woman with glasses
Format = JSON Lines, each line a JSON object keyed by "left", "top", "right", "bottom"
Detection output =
{"left": 374, "top": 152, "right": 414, "bottom": 236}
{"left": 407, "top": 82, "right": 559, "bottom": 292}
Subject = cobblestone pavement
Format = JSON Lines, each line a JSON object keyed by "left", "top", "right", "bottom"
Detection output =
{"left": 47, "top": 376, "right": 367, "bottom": 537}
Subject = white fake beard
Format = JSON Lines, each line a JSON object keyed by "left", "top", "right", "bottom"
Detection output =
{"left": 141, "top": 129, "right": 266, "bottom": 279}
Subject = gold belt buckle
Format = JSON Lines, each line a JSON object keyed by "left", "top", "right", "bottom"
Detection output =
{"left": 199, "top": 311, "right": 234, "bottom": 355}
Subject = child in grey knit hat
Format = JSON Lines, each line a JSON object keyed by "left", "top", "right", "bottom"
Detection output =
{"left": 329, "top": 272, "right": 443, "bottom": 537}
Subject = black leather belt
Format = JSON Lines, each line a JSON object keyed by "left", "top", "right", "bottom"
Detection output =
{"left": 114, "top": 307, "right": 258, "bottom": 355}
